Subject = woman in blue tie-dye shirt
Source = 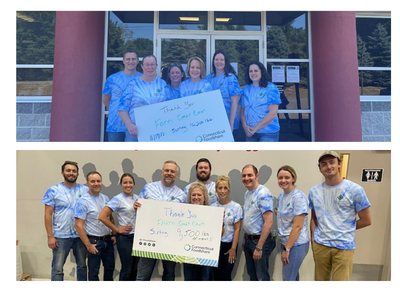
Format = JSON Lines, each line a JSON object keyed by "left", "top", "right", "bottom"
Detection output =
{"left": 118, "top": 54, "right": 167, "bottom": 142}
{"left": 276, "top": 165, "right": 309, "bottom": 281}
{"left": 164, "top": 63, "right": 186, "bottom": 101}
{"left": 179, "top": 56, "right": 212, "bottom": 98}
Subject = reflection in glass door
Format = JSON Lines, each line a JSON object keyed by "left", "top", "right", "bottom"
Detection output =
{"left": 212, "top": 36, "right": 262, "bottom": 87}
{"left": 158, "top": 35, "right": 209, "bottom": 81}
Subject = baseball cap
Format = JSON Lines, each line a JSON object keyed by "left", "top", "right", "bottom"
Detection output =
{"left": 318, "top": 150, "right": 340, "bottom": 163}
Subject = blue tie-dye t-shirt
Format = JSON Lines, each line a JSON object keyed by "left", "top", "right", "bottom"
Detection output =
{"left": 164, "top": 85, "right": 181, "bottom": 101}
{"left": 139, "top": 181, "right": 186, "bottom": 203}
{"left": 276, "top": 188, "right": 309, "bottom": 246}
{"left": 75, "top": 193, "right": 111, "bottom": 237}
{"left": 308, "top": 179, "right": 371, "bottom": 250}
{"left": 103, "top": 71, "right": 142, "bottom": 132}
{"left": 42, "top": 183, "right": 89, "bottom": 238}
{"left": 206, "top": 73, "right": 242, "bottom": 130}
{"left": 239, "top": 83, "right": 281, "bottom": 134}
{"left": 118, "top": 76, "right": 167, "bottom": 125}
{"left": 106, "top": 192, "right": 139, "bottom": 235}
{"left": 179, "top": 78, "right": 212, "bottom": 98}
{"left": 211, "top": 200, "right": 243, "bottom": 242}
{"left": 242, "top": 185, "right": 274, "bottom": 235}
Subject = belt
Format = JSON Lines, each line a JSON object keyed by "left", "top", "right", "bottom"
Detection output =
{"left": 87, "top": 235, "right": 110, "bottom": 241}
{"left": 245, "top": 234, "right": 261, "bottom": 240}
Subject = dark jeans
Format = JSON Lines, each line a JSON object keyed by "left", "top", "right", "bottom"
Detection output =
{"left": 87, "top": 237, "right": 115, "bottom": 281}
{"left": 243, "top": 234, "right": 276, "bottom": 281}
{"left": 51, "top": 237, "right": 87, "bottom": 281}
{"left": 116, "top": 233, "right": 139, "bottom": 281}
{"left": 214, "top": 242, "right": 236, "bottom": 281}
{"left": 183, "top": 263, "right": 214, "bottom": 281}
{"left": 136, "top": 258, "right": 176, "bottom": 281}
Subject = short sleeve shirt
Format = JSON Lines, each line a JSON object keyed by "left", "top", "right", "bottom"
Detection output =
{"left": 42, "top": 183, "right": 88, "bottom": 238}
{"left": 139, "top": 181, "right": 186, "bottom": 203}
{"left": 276, "top": 188, "right": 309, "bottom": 246}
{"left": 75, "top": 193, "right": 111, "bottom": 237}
{"left": 106, "top": 192, "right": 139, "bottom": 234}
{"left": 103, "top": 71, "right": 142, "bottom": 132}
{"left": 211, "top": 200, "right": 243, "bottom": 242}
{"left": 118, "top": 77, "right": 167, "bottom": 125}
{"left": 242, "top": 185, "right": 274, "bottom": 235}
{"left": 239, "top": 83, "right": 281, "bottom": 133}
{"left": 308, "top": 179, "right": 371, "bottom": 250}
{"left": 179, "top": 78, "right": 213, "bottom": 98}
{"left": 206, "top": 73, "right": 243, "bottom": 130}
{"left": 164, "top": 85, "right": 181, "bottom": 101}
{"left": 184, "top": 181, "right": 218, "bottom": 205}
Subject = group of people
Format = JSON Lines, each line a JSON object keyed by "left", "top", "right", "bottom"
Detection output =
{"left": 42, "top": 151, "right": 371, "bottom": 281}
{"left": 103, "top": 49, "right": 281, "bottom": 142}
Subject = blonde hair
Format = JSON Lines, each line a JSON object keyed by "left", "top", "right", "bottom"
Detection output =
{"left": 187, "top": 182, "right": 209, "bottom": 205}
{"left": 215, "top": 175, "right": 231, "bottom": 192}
{"left": 186, "top": 56, "right": 206, "bottom": 79}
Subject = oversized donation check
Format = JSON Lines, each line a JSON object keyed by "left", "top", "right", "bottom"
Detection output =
{"left": 132, "top": 199, "right": 224, "bottom": 267}
{"left": 134, "top": 90, "right": 234, "bottom": 142}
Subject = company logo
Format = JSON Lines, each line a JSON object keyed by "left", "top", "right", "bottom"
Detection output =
{"left": 184, "top": 244, "right": 191, "bottom": 251}
{"left": 195, "top": 130, "right": 226, "bottom": 142}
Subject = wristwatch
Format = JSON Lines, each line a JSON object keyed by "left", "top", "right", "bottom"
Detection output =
{"left": 283, "top": 246, "right": 291, "bottom": 252}
{"left": 255, "top": 246, "right": 262, "bottom": 252}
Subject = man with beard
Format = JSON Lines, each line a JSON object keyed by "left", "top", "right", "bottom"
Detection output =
{"left": 309, "top": 151, "right": 371, "bottom": 281}
{"left": 42, "top": 161, "right": 89, "bottom": 281}
{"left": 184, "top": 158, "right": 218, "bottom": 205}
{"left": 133, "top": 160, "right": 186, "bottom": 281}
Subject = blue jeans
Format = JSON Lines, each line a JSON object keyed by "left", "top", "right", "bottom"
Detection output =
{"left": 125, "top": 131, "right": 138, "bottom": 142}
{"left": 136, "top": 258, "right": 176, "bottom": 281}
{"left": 51, "top": 237, "right": 87, "bottom": 281}
{"left": 87, "top": 238, "right": 115, "bottom": 281}
{"left": 246, "top": 131, "right": 279, "bottom": 142}
{"left": 116, "top": 233, "right": 139, "bottom": 281}
{"left": 214, "top": 242, "right": 236, "bottom": 281}
{"left": 281, "top": 242, "right": 309, "bottom": 281}
{"left": 243, "top": 234, "right": 276, "bottom": 281}
{"left": 107, "top": 131, "right": 125, "bottom": 142}
{"left": 183, "top": 264, "right": 214, "bottom": 281}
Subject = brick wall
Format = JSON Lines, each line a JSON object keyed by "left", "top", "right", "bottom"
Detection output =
{"left": 16, "top": 103, "right": 51, "bottom": 142}
{"left": 16, "top": 101, "right": 391, "bottom": 142}
{"left": 361, "top": 101, "right": 391, "bottom": 142}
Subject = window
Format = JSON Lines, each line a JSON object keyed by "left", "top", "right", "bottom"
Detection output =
{"left": 356, "top": 13, "right": 391, "bottom": 99}
{"left": 214, "top": 11, "right": 261, "bottom": 31}
{"left": 159, "top": 11, "right": 208, "bottom": 30}
{"left": 16, "top": 11, "right": 56, "bottom": 102}
{"left": 266, "top": 12, "right": 311, "bottom": 141}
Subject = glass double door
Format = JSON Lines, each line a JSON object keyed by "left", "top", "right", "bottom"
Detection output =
{"left": 156, "top": 34, "right": 263, "bottom": 87}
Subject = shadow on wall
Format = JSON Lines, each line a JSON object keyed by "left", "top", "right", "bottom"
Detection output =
{"left": 81, "top": 158, "right": 278, "bottom": 281}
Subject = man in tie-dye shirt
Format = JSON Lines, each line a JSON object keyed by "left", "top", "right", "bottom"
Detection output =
{"left": 42, "top": 161, "right": 88, "bottom": 281}
{"left": 184, "top": 158, "right": 218, "bottom": 205}
{"left": 103, "top": 50, "right": 142, "bottom": 142}
{"left": 309, "top": 151, "right": 372, "bottom": 281}
{"left": 241, "top": 164, "right": 276, "bottom": 281}
{"left": 134, "top": 160, "right": 186, "bottom": 281}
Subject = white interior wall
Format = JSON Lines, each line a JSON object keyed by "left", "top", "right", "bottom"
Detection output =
{"left": 16, "top": 150, "right": 390, "bottom": 281}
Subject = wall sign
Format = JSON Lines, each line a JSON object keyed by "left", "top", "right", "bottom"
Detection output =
{"left": 361, "top": 169, "right": 384, "bottom": 182}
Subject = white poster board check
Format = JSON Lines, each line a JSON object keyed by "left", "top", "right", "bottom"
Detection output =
{"left": 132, "top": 199, "right": 224, "bottom": 267}
{"left": 134, "top": 90, "right": 234, "bottom": 142}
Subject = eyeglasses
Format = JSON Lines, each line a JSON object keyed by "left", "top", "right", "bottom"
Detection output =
{"left": 170, "top": 63, "right": 182, "bottom": 68}
{"left": 143, "top": 63, "right": 157, "bottom": 68}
